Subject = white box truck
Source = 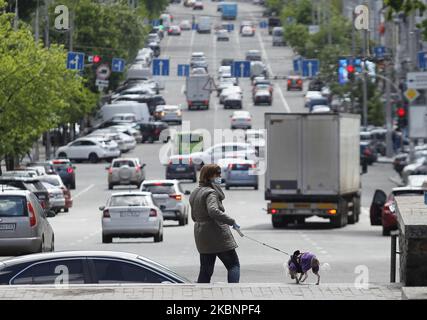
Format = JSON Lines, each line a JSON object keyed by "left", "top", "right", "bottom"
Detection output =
{"left": 264, "top": 113, "right": 361, "bottom": 228}
{"left": 185, "top": 75, "right": 212, "bottom": 110}
{"left": 100, "top": 102, "right": 151, "bottom": 123}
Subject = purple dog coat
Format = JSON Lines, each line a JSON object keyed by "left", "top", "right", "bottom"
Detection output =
{"left": 300, "top": 252, "right": 317, "bottom": 273}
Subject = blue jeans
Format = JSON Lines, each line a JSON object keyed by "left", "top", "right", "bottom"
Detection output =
{"left": 197, "top": 249, "right": 240, "bottom": 283}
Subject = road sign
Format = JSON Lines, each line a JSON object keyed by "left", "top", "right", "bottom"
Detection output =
{"left": 95, "top": 79, "right": 109, "bottom": 86}
{"left": 407, "top": 72, "right": 427, "bottom": 89}
{"left": 225, "top": 24, "right": 234, "bottom": 32}
{"left": 418, "top": 51, "right": 427, "bottom": 70}
{"left": 177, "top": 64, "right": 190, "bottom": 77}
{"left": 409, "top": 105, "right": 427, "bottom": 138}
{"left": 153, "top": 59, "right": 170, "bottom": 76}
{"left": 232, "top": 61, "right": 251, "bottom": 78}
{"left": 302, "top": 59, "right": 319, "bottom": 78}
{"left": 96, "top": 64, "right": 111, "bottom": 80}
{"left": 112, "top": 58, "right": 125, "bottom": 73}
{"left": 404, "top": 88, "right": 420, "bottom": 102}
{"left": 192, "top": 23, "right": 198, "bottom": 30}
{"left": 151, "top": 19, "right": 160, "bottom": 27}
{"left": 293, "top": 56, "right": 303, "bottom": 74}
{"left": 308, "top": 25, "right": 320, "bottom": 34}
{"left": 259, "top": 21, "right": 268, "bottom": 29}
{"left": 66, "top": 52, "right": 85, "bottom": 70}
{"left": 338, "top": 58, "right": 348, "bottom": 84}
{"left": 374, "top": 46, "right": 386, "bottom": 58}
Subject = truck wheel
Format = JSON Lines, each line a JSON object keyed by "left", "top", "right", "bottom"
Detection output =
{"left": 102, "top": 234, "right": 112, "bottom": 243}
{"left": 331, "top": 200, "right": 348, "bottom": 228}
{"left": 272, "top": 215, "right": 282, "bottom": 228}
{"left": 382, "top": 226, "right": 391, "bottom": 236}
{"left": 348, "top": 196, "right": 360, "bottom": 224}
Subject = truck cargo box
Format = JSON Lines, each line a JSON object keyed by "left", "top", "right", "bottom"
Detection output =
{"left": 265, "top": 113, "right": 360, "bottom": 201}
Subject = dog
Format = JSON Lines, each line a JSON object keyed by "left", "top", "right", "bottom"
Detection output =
{"left": 287, "top": 250, "right": 320, "bottom": 285}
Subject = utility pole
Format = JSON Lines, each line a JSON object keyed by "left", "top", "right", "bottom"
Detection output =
{"left": 13, "top": 0, "right": 18, "bottom": 31}
{"left": 44, "top": 0, "right": 51, "bottom": 160}
{"left": 385, "top": 61, "right": 394, "bottom": 157}
{"left": 34, "top": 0, "right": 40, "bottom": 161}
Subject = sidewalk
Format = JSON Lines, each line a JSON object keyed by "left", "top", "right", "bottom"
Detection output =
{"left": 0, "top": 283, "right": 404, "bottom": 300}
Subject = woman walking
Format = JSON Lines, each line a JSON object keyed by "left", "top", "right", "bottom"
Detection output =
{"left": 189, "top": 164, "right": 241, "bottom": 283}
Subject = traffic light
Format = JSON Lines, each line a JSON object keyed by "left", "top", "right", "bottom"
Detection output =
{"left": 396, "top": 106, "right": 408, "bottom": 129}
{"left": 347, "top": 63, "right": 356, "bottom": 81}
{"left": 88, "top": 55, "right": 102, "bottom": 64}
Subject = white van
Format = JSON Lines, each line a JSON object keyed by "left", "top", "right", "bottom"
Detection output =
{"left": 100, "top": 102, "right": 151, "bottom": 123}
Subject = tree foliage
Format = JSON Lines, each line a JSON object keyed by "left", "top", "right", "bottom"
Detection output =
{"left": 0, "top": 0, "right": 97, "bottom": 162}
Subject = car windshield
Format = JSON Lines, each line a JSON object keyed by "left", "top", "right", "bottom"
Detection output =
{"left": 40, "top": 177, "right": 61, "bottom": 186}
{"left": 0, "top": 196, "right": 26, "bottom": 217}
{"left": 109, "top": 195, "right": 150, "bottom": 207}
{"left": 113, "top": 160, "right": 135, "bottom": 168}
{"left": 142, "top": 184, "right": 175, "bottom": 194}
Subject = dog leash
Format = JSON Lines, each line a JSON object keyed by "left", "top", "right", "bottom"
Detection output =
{"left": 234, "top": 228, "right": 290, "bottom": 256}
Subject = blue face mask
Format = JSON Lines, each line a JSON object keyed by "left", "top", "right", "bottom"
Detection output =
{"left": 212, "top": 177, "right": 222, "bottom": 185}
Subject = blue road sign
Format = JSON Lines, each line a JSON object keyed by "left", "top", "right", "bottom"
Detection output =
{"left": 112, "top": 58, "right": 125, "bottom": 73}
{"left": 177, "top": 64, "right": 190, "bottom": 77}
{"left": 338, "top": 58, "right": 348, "bottom": 85}
{"left": 374, "top": 46, "right": 386, "bottom": 58}
{"left": 152, "top": 59, "right": 170, "bottom": 76}
{"left": 418, "top": 51, "right": 427, "bottom": 70}
{"left": 151, "top": 19, "right": 160, "bottom": 27}
{"left": 302, "top": 59, "right": 319, "bottom": 78}
{"left": 192, "top": 23, "right": 198, "bottom": 30}
{"left": 232, "top": 61, "right": 251, "bottom": 78}
{"left": 66, "top": 52, "right": 85, "bottom": 70}
{"left": 259, "top": 21, "right": 268, "bottom": 29}
{"left": 225, "top": 24, "right": 234, "bottom": 32}
{"left": 293, "top": 56, "right": 303, "bottom": 74}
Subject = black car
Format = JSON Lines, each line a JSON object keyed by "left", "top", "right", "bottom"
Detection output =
{"left": 0, "top": 251, "right": 189, "bottom": 285}
{"left": 0, "top": 177, "right": 53, "bottom": 216}
{"left": 166, "top": 157, "right": 197, "bottom": 182}
{"left": 308, "top": 79, "right": 325, "bottom": 91}
{"left": 147, "top": 95, "right": 167, "bottom": 114}
{"left": 51, "top": 159, "right": 76, "bottom": 189}
{"left": 134, "top": 121, "right": 170, "bottom": 143}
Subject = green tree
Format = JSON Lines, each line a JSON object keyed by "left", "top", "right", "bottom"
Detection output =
{"left": 0, "top": 0, "right": 96, "bottom": 169}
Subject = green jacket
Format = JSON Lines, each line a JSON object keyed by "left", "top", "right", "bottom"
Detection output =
{"left": 189, "top": 183, "right": 237, "bottom": 254}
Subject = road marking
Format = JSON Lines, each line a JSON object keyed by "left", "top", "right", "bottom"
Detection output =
{"left": 73, "top": 184, "right": 94, "bottom": 199}
{"left": 252, "top": 15, "right": 291, "bottom": 113}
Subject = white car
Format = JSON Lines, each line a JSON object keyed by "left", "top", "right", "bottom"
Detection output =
{"left": 88, "top": 130, "right": 128, "bottom": 153}
{"left": 180, "top": 20, "right": 192, "bottom": 30}
{"left": 218, "top": 66, "right": 232, "bottom": 79}
{"left": 304, "top": 91, "right": 323, "bottom": 103}
{"left": 189, "top": 142, "right": 257, "bottom": 166}
{"left": 231, "top": 111, "right": 252, "bottom": 130}
{"left": 157, "top": 105, "right": 182, "bottom": 124}
{"left": 220, "top": 86, "right": 242, "bottom": 104}
{"left": 217, "top": 157, "right": 247, "bottom": 183}
{"left": 100, "top": 192, "right": 164, "bottom": 243}
{"left": 310, "top": 105, "right": 331, "bottom": 113}
{"left": 109, "top": 125, "right": 143, "bottom": 144}
{"left": 241, "top": 25, "right": 255, "bottom": 37}
{"left": 56, "top": 137, "right": 120, "bottom": 163}
{"left": 26, "top": 166, "right": 47, "bottom": 176}
{"left": 217, "top": 29, "right": 230, "bottom": 41}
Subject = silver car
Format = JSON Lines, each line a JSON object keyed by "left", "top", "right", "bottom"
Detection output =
{"left": 0, "top": 189, "right": 54, "bottom": 255}
{"left": 157, "top": 105, "right": 182, "bottom": 125}
{"left": 140, "top": 180, "right": 190, "bottom": 226}
{"left": 100, "top": 192, "right": 164, "bottom": 243}
{"left": 107, "top": 158, "right": 146, "bottom": 189}
{"left": 225, "top": 160, "right": 258, "bottom": 190}
{"left": 40, "top": 181, "right": 66, "bottom": 215}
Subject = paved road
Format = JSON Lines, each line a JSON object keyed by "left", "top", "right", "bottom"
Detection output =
{"left": 1, "top": 1, "right": 399, "bottom": 285}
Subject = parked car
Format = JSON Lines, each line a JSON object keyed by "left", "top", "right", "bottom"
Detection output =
{"left": 0, "top": 251, "right": 190, "bottom": 284}
{"left": 0, "top": 189, "right": 54, "bottom": 255}
{"left": 134, "top": 122, "right": 170, "bottom": 143}
{"left": 39, "top": 175, "right": 72, "bottom": 213}
{"left": 22, "top": 166, "right": 45, "bottom": 176}
{"left": 166, "top": 155, "right": 197, "bottom": 182}
{"left": 88, "top": 131, "right": 128, "bottom": 153}
{"left": 0, "top": 177, "right": 52, "bottom": 216}
{"left": 106, "top": 158, "right": 146, "bottom": 190}
{"left": 56, "top": 138, "right": 121, "bottom": 163}
{"left": 310, "top": 105, "right": 331, "bottom": 113}
{"left": 225, "top": 160, "right": 258, "bottom": 190}
{"left": 51, "top": 159, "right": 76, "bottom": 190}
{"left": 140, "top": 180, "right": 190, "bottom": 226}
{"left": 193, "top": 1, "right": 203, "bottom": 10}
{"left": 287, "top": 75, "right": 303, "bottom": 91}
{"left": 100, "top": 192, "right": 163, "bottom": 243}
{"left": 370, "top": 185, "right": 424, "bottom": 235}
{"left": 26, "top": 162, "right": 55, "bottom": 175}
